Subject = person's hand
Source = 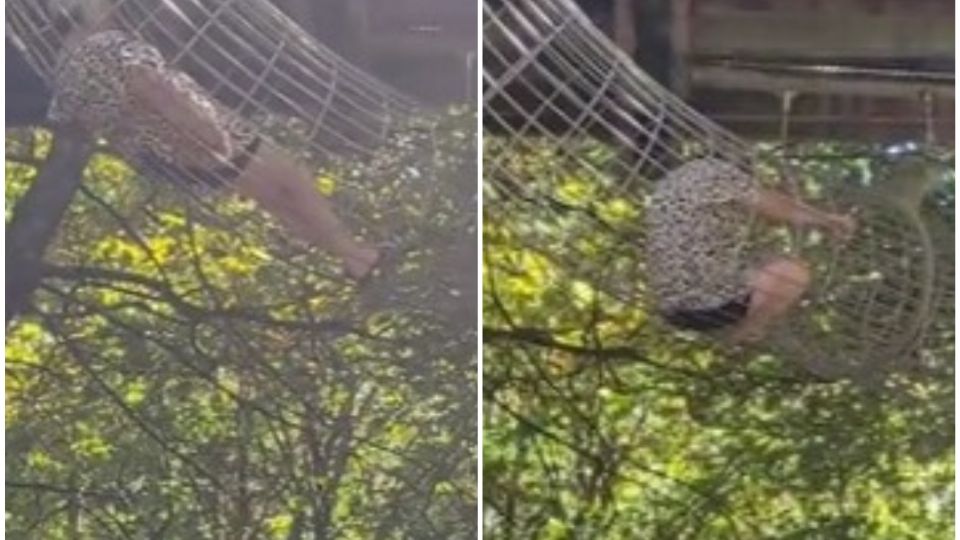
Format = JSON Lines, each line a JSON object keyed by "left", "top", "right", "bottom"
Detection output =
{"left": 821, "top": 213, "right": 856, "bottom": 242}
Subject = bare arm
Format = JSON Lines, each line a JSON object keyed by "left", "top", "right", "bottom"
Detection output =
{"left": 742, "top": 188, "right": 855, "bottom": 239}
{"left": 746, "top": 189, "right": 832, "bottom": 226}
{"left": 126, "top": 65, "right": 228, "bottom": 155}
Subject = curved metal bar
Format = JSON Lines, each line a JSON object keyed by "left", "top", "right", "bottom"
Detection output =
{"left": 482, "top": 0, "right": 951, "bottom": 378}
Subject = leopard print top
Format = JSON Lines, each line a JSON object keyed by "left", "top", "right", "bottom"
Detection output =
{"left": 645, "top": 158, "right": 759, "bottom": 312}
{"left": 48, "top": 30, "right": 256, "bottom": 184}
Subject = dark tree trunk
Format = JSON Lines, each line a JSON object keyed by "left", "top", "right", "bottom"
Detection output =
{"left": 6, "top": 130, "right": 93, "bottom": 324}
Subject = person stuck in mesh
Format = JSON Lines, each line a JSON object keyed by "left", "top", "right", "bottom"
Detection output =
{"left": 646, "top": 159, "right": 855, "bottom": 343}
{"left": 46, "top": 0, "right": 380, "bottom": 280}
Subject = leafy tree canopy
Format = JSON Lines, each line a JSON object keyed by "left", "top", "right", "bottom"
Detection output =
{"left": 7, "top": 108, "right": 478, "bottom": 539}
{"left": 482, "top": 139, "right": 954, "bottom": 539}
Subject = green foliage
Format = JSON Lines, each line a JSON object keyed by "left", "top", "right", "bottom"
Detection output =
{"left": 6, "top": 108, "right": 477, "bottom": 538}
{"left": 483, "top": 139, "right": 954, "bottom": 539}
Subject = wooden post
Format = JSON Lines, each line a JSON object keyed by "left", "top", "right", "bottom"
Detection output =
{"left": 670, "top": 0, "right": 692, "bottom": 97}
{"left": 612, "top": 0, "right": 638, "bottom": 56}
{"left": 344, "top": 0, "right": 371, "bottom": 70}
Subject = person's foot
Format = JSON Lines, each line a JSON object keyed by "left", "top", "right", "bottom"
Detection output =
{"left": 343, "top": 246, "right": 380, "bottom": 281}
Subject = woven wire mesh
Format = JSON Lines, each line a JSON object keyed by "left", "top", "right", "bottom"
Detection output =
{"left": 6, "top": 0, "right": 469, "bottom": 292}
{"left": 482, "top": 0, "right": 952, "bottom": 378}
{"left": 8, "top": 0, "right": 416, "bottom": 158}
{"left": 6, "top": 0, "right": 432, "bottom": 237}
{"left": 6, "top": 0, "right": 482, "bottom": 343}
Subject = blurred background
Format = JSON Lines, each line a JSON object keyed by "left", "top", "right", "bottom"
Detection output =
{"left": 273, "top": 0, "right": 477, "bottom": 106}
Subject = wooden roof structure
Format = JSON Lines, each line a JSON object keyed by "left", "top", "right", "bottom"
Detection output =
{"left": 605, "top": 0, "right": 954, "bottom": 143}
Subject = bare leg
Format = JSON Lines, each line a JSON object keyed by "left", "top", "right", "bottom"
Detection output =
{"left": 117, "top": 44, "right": 380, "bottom": 279}
{"left": 232, "top": 145, "right": 378, "bottom": 279}
{"left": 729, "top": 256, "right": 812, "bottom": 343}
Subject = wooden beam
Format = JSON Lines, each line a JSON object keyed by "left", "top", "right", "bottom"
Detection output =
{"left": 699, "top": 115, "right": 953, "bottom": 144}
{"left": 691, "top": 65, "right": 955, "bottom": 101}
{"left": 689, "top": 88, "right": 955, "bottom": 143}
{"left": 690, "top": 1, "right": 954, "bottom": 61}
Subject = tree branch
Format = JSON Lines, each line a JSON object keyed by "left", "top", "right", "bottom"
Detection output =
{"left": 7, "top": 129, "right": 93, "bottom": 324}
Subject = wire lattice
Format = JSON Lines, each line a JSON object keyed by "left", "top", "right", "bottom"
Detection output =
{"left": 6, "top": 0, "right": 482, "bottom": 349}
{"left": 8, "top": 0, "right": 417, "bottom": 160}
{"left": 482, "top": 0, "right": 953, "bottom": 379}
{"left": 6, "top": 0, "right": 435, "bottom": 240}
{"left": 6, "top": 0, "right": 462, "bottom": 291}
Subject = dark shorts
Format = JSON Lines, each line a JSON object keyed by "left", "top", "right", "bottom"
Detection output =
{"left": 662, "top": 294, "right": 752, "bottom": 331}
{"left": 138, "top": 136, "right": 263, "bottom": 190}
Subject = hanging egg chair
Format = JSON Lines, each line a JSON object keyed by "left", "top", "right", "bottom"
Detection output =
{"left": 482, "top": 0, "right": 953, "bottom": 379}
{"left": 7, "top": 0, "right": 473, "bottom": 311}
